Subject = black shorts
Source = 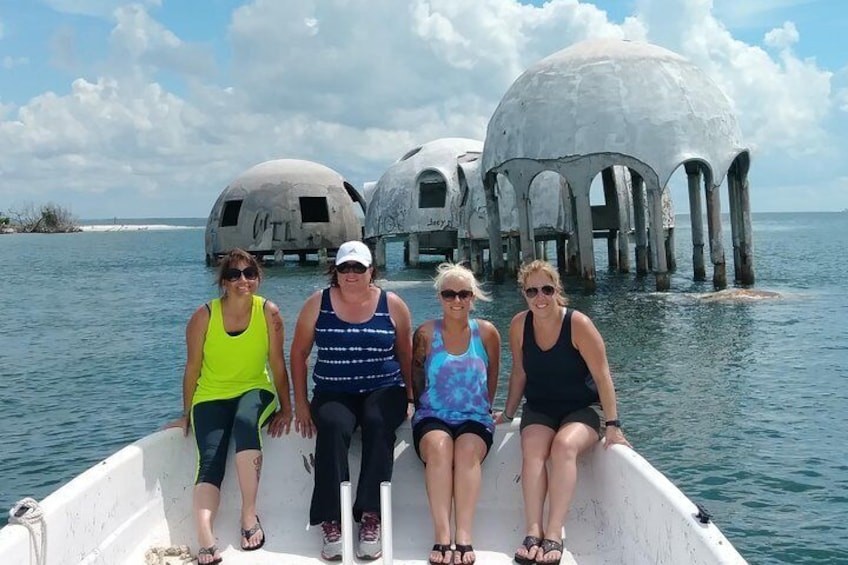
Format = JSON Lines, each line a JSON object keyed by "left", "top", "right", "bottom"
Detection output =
{"left": 412, "top": 417, "right": 494, "bottom": 461}
{"left": 520, "top": 403, "right": 604, "bottom": 438}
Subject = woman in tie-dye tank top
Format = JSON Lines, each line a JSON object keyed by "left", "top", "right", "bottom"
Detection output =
{"left": 411, "top": 263, "right": 501, "bottom": 565}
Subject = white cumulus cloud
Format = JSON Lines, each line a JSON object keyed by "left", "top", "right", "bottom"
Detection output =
{"left": 0, "top": 0, "right": 845, "bottom": 216}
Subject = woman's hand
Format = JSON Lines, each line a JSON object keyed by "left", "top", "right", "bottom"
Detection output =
{"left": 268, "top": 405, "right": 293, "bottom": 438}
{"left": 162, "top": 416, "right": 190, "bottom": 437}
{"left": 492, "top": 411, "right": 508, "bottom": 425}
{"left": 294, "top": 401, "right": 316, "bottom": 439}
{"left": 604, "top": 425, "right": 631, "bottom": 449}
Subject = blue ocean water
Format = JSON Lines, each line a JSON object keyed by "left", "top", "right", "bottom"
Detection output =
{"left": 1, "top": 212, "right": 847, "bottom": 564}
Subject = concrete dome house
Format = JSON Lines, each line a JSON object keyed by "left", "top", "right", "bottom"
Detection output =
{"left": 205, "top": 159, "right": 365, "bottom": 264}
{"left": 459, "top": 161, "right": 574, "bottom": 274}
{"left": 364, "top": 138, "right": 482, "bottom": 267}
{"left": 482, "top": 38, "right": 754, "bottom": 290}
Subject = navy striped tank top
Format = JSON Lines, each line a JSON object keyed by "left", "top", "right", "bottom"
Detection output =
{"left": 312, "top": 288, "right": 403, "bottom": 394}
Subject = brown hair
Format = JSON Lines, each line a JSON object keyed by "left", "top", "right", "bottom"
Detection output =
{"left": 216, "top": 248, "right": 263, "bottom": 292}
{"left": 517, "top": 260, "right": 568, "bottom": 306}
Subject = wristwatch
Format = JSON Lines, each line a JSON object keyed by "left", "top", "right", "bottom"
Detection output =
{"left": 605, "top": 419, "right": 621, "bottom": 428}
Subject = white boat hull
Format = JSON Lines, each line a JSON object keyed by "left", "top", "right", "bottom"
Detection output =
{"left": 0, "top": 420, "right": 747, "bottom": 564}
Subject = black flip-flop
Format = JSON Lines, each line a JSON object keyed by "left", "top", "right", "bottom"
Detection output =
{"left": 514, "top": 535, "right": 542, "bottom": 565}
{"left": 454, "top": 544, "right": 476, "bottom": 564}
{"left": 197, "top": 545, "right": 223, "bottom": 564}
{"left": 536, "top": 538, "right": 563, "bottom": 565}
{"left": 428, "top": 543, "right": 453, "bottom": 565}
{"left": 241, "top": 515, "right": 265, "bottom": 551}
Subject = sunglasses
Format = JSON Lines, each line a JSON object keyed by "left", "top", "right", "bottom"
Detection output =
{"left": 337, "top": 262, "right": 368, "bottom": 274}
{"left": 524, "top": 285, "right": 555, "bottom": 298}
{"left": 440, "top": 289, "right": 474, "bottom": 301}
{"left": 224, "top": 266, "right": 259, "bottom": 282}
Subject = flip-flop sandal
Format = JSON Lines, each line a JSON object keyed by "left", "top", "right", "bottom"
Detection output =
{"left": 514, "top": 535, "right": 542, "bottom": 565}
{"left": 536, "top": 538, "right": 563, "bottom": 565}
{"left": 428, "top": 543, "right": 453, "bottom": 565}
{"left": 197, "top": 545, "right": 223, "bottom": 564}
{"left": 241, "top": 515, "right": 265, "bottom": 551}
{"left": 454, "top": 544, "right": 476, "bottom": 564}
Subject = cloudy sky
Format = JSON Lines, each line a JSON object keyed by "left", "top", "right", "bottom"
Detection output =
{"left": 0, "top": 0, "right": 846, "bottom": 218}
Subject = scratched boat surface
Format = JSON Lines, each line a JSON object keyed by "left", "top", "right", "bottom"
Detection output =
{"left": 0, "top": 420, "right": 747, "bottom": 564}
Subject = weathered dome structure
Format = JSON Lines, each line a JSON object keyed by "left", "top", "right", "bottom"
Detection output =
{"left": 458, "top": 161, "right": 574, "bottom": 273}
{"left": 364, "top": 138, "right": 482, "bottom": 267}
{"left": 205, "top": 159, "right": 365, "bottom": 264}
{"left": 482, "top": 38, "right": 754, "bottom": 289}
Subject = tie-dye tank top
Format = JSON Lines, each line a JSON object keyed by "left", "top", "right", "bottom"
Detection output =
{"left": 412, "top": 319, "right": 494, "bottom": 433}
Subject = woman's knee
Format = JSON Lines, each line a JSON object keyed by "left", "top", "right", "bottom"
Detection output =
{"left": 454, "top": 435, "right": 486, "bottom": 466}
{"left": 421, "top": 434, "right": 454, "bottom": 466}
{"left": 550, "top": 436, "right": 582, "bottom": 461}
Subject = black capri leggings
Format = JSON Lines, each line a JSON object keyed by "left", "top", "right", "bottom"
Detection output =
{"left": 191, "top": 388, "right": 275, "bottom": 488}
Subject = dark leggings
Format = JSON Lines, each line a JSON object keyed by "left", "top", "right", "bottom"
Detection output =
{"left": 192, "top": 389, "right": 275, "bottom": 488}
{"left": 309, "top": 385, "right": 407, "bottom": 525}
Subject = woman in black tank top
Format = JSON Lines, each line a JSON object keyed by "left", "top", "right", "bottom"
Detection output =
{"left": 496, "top": 260, "right": 630, "bottom": 565}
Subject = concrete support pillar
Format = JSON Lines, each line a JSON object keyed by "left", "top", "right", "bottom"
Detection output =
{"left": 298, "top": 252, "right": 307, "bottom": 263}
{"left": 647, "top": 188, "right": 670, "bottom": 291}
{"left": 507, "top": 236, "right": 520, "bottom": 274}
{"left": 408, "top": 234, "right": 420, "bottom": 267}
{"left": 685, "top": 163, "right": 706, "bottom": 281}
{"left": 665, "top": 227, "right": 676, "bottom": 272}
{"left": 556, "top": 235, "right": 567, "bottom": 273}
{"left": 566, "top": 233, "right": 579, "bottom": 276}
{"left": 572, "top": 183, "right": 596, "bottom": 290}
{"left": 727, "top": 162, "right": 756, "bottom": 285}
{"left": 616, "top": 169, "right": 630, "bottom": 274}
{"left": 705, "top": 184, "right": 727, "bottom": 289}
{"left": 470, "top": 241, "right": 484, "bottom": 275}
{"left": 601, "top": 168, "right": 619, "bottom": 269}
{"left": 483, "top": 173, "right": 505, "bottom": 282}
{"left": 607, "top": 232, "right": 619, "bottom": 269}
{"left": 535, "top": 241, "right": 547, "bottom": 260}
{"left": 513, "top": 175, "right": 536, "bottom": 264}
{"left": 318, "top": 247, "right": 329, "bottom": 265}
{"left": 631, "top": 171, "right": 648, "bottom": 275}
{"left": 457, "top": 237, "right": 471, "bottom": 266}
{"left": 374, "top": 238, "right": 387, "bottom": 268}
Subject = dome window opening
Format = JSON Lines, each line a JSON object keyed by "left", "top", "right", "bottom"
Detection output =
{"left": 418, "top": 171, "right": 448, "bottom": 209}
{"left": 300, "top": 196, "right": 330, "bottom": 223}
{"left": 220, "top": 200, "right": 243, "bottom": 227}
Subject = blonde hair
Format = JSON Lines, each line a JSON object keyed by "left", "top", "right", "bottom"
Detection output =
{"left": 433, "top": 262, "right": 491, "bottom": 307}
{"left": 517, "top": 260, "right": 568, "bottom": 306}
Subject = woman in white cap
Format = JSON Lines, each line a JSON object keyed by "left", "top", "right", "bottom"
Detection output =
{"left": 290, "top": 240, "right": 414, "bottom": 561}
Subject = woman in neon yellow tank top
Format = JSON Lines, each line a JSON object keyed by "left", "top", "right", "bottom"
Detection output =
{"left": 164, "top": 248, "right": 293, "bottom": 564}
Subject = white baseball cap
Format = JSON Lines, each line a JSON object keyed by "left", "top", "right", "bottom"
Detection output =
{"left": 335, "top": 240, "right": 372, "bottom": 267}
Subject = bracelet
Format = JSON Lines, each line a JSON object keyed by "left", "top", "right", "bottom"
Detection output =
{"left": 407, "top": 399, "right": 415, "bottom": 405}
{"left": 502, "top": 411, "right": 514, "bottom": 422}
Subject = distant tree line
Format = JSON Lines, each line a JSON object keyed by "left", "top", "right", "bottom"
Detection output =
{"left": 0, "top": 203, "right": 81, "bottom": 233}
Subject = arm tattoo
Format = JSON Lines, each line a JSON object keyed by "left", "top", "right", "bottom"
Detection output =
{"left": 411, "top": 326, "right": 428, "bottom": 401}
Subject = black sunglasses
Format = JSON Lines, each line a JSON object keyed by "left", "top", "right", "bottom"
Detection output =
{"left": 224, "top": 266, "right": 259, "bottom": 282}
{"left": 440, "top": 289, "right": 474, "bottom": 301}
{"left": 524, "top": 285, "right": 555, "bottom": 298}
{"left": 337, "top": 262, "right": 368, "bottom": 274}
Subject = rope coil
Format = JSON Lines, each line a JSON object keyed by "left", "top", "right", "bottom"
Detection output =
{"left": 8, "top": 497, "right": 46, "bottom": 565}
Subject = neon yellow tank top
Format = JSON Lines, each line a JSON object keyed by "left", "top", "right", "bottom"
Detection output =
{"left": 192, "top": 294, "right": 274, "bottom": 405}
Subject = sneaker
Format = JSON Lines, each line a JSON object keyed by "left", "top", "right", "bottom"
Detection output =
{"left": 321, "top": 521, "right": 342, "bottom": 561}
{"left": 356, "top": 512, "right": 382, "bottom": 560}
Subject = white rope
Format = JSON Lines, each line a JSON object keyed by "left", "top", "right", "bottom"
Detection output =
{"left": 8, "top": 497, "right": 46, "bottom": 565}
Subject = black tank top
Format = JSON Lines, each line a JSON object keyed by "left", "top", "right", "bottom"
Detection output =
{"left": 522, "top": 309, "right": 600, "bottom": 413}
